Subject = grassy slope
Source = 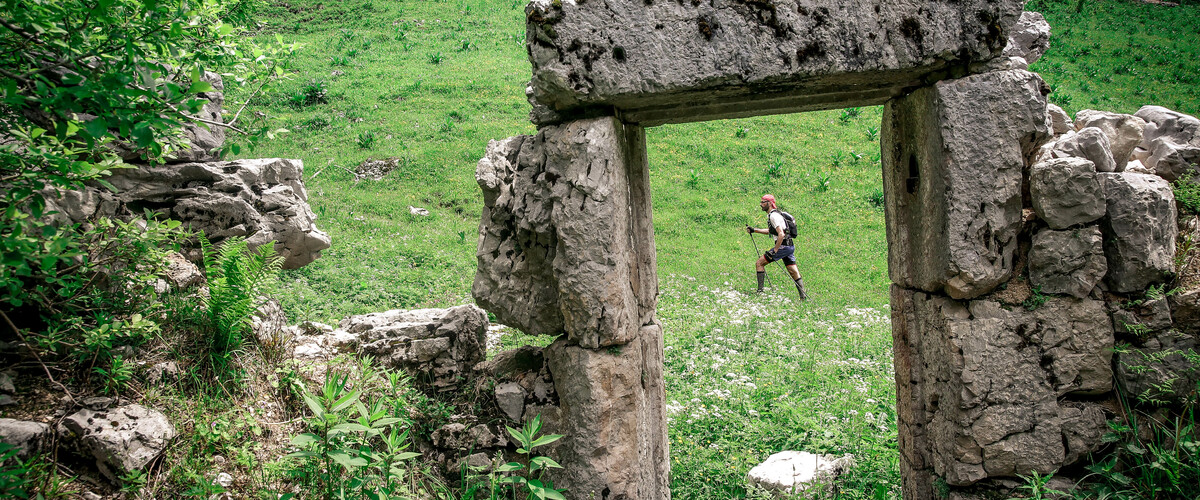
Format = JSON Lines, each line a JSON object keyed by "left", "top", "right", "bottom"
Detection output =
{"left": 228, "top": 0, "right": 1200, "bottom": 497}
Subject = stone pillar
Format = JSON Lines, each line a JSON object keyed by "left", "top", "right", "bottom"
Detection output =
{"left": 474, "top": 116, "right": 668, "bottom": 499}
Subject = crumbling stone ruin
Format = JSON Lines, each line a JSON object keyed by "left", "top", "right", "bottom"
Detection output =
{"left": 470, "top": 1, "right": 1200, "bottom": 499}
{"left": 39, "top": 72, "right": 330, "bottom": 269}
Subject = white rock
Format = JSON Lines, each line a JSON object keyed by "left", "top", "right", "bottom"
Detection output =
{"left": 746, "top": 451, "right": 854, "bottom": 497}
{"left": 409, "top": 206, "right": 430, "bottom": 216}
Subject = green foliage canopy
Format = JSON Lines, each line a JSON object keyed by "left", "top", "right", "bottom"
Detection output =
{"left": 0, "top": 0, "right": 293, "bottom": 309}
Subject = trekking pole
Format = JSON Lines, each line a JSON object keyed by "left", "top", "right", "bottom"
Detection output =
{"left": 747, "top": 228, "right": 775, "bottom": 290}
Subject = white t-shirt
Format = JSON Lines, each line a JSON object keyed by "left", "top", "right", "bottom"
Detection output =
{"left": 769, "top": 211, "right": 787, "bottom": 237}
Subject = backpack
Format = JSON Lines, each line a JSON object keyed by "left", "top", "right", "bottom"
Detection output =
{"left": 769, "top": 209, "right": 798, "bottom": 239}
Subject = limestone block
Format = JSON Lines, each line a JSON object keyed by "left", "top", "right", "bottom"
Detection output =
{"left": 42, "top": 158, "right": 331, "bottom": 269}
{"left": 1030, "top": 158, "right": 1106, "bottom": 229}
{"left": 1047, "top": 128, "right": 1117, "bottom": 173}
{"left": 1029, "top": 227, "right": 1106, "bottom": 298}
{"left": 543, "top": 329, "right": 668, "bottom": 500}
{"left": 1111, "top": 298, "right": 1172, "bottom": 336}
{"left": 891, "top": 288, "right": 1113, "bottom": 486}
{"left": 1115, "top": 332, "right": 1200, "bottom": 405}
{"left": 884, "top": 69, "right": 1050, "bottom": 299}
{"left": 1059, "top": 403, "right": 1106, "bottom": 466}
{"left": 525, "top": 0, "right": 1026, "bottom": 125}
{"left": 58, "top": 405, "right": 176, "bottom": 482}
{"left": 746, "top": 451, "right": 854, "bottom": 497}
{"left": 1075, "top": 109, "right": 1146, "bottom": 166}
{"left": 495, "top": 382, "right": 526, "bottom": 422}
{"left": 1047, "top": 103, "right": 1074, "bottom": 136}
{"left": 474, "top": 117, "right": 658, "bottom": 348}
{"left": 1136, "top": 105, "right": 1200, "bottom": 148}
{"left": 1170, "top": 289, "right": 1200, "bottom": 335}
{"left": 1145, "top": 139, "right": 1200, "bottom": 182}
{"left": 1002, "top": 12, "right": 1051, "bottom": 65}
{"left": 314, "top": 305, "right": 487, "bottom": 391}
{"left": 1135, "top": 105, "right": 1200, "bottom": 181}
{"left": 1099, "top": 172, "right": 1177, "bottom": 293}
{"left": 0, "top": 419, "right": 52, "bottom": 459}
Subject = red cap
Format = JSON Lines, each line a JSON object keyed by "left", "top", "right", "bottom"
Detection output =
{"left": 761, "top": 194, "right": 775, "bottom": 203}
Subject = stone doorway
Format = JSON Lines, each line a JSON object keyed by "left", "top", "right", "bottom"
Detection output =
{"left": 472, "top": 1, "right": 1170, "bottom": 498}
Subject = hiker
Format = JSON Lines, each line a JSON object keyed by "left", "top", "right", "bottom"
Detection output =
{"left": 746, "top": 194, "right": 808, "bottom": 299}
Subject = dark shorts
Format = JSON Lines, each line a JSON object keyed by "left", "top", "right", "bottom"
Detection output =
{"left": 764, "top": 245, "right": 796, "bottom": 266}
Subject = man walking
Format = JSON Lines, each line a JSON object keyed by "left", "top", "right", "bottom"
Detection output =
{"left": 746, "top": 194, "right": 808, "bottom": 299}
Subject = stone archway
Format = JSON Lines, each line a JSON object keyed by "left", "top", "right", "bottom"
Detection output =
{"left": 473, "top": 1, "right": 1175, "bottom": 498}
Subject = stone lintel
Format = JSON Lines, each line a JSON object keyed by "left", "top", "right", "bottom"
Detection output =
{"left": 526, "top": 0, "right": 1025, "bottom": 126}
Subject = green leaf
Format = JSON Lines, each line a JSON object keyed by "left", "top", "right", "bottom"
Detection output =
{"left": 331, "top": 389, "right": 360, "bottom": 413}
{"left": 331, "top": 422, "right": 372, "bottom": 433}
{"left": 531, "top": 456, "right": 563, "bottom": 470}
{"left": 329, "top": 450, "right": 367, "bottom": 469}
{"left": 189, "top": 80, "right": 215, "bottom": 94}
{"left": 495, "top": 462, "right": 523, "bottom": 473}
{"left": 395, "top": 451, "right": 421, "bottom": 461}
{"left": 530, "top": 434, "right": 564, "bottom": 448}
{"left": 302, "top": 393, "right": 325, "bottom": 419}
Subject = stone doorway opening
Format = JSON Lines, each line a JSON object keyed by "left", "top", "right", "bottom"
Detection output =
{"left": 644, "top": 111, "right": 896, "bottom": 497}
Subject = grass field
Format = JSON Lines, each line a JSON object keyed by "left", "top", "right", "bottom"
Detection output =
{"left": 222, "top": 0, "right": 1200, "bottom": 497}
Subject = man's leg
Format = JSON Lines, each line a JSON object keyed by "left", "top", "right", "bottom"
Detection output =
{"left": 755, "top": 255, "right": 769, "bottom": 292}
{"left": 786, "top": 264, "right": 807, "bottom": 300}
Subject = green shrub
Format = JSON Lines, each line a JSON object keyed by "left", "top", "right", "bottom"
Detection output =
{"left": 1173, "top": 176, "right": 1200, "bottom": 215}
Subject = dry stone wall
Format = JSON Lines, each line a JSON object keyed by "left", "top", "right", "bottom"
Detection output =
{"left": 886, "top": 69, "right": 1197, "bottom": 496}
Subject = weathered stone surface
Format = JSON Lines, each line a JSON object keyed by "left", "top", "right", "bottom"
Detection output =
{"left": 884, "top": 69, "right": 1050, "bottom": 299}
{"left": 891, "top": 288, "right": 1113, "bottom": 487}
{"left": 1116, "top": 332, "right": 1200, "bottom": 405}
{"left": 1047, "top": 103, "right": 1074, "bottom": 136}
{"left": 163, "top": 251, "right": 203, "bottom": 289}
{"left": 1075, "top": 109, "right": 1147, "bottom": 166}
{"left": 1111, "top": 298, "right": 1172, "bottom": 336}
{"left": 111, "top": 72, "right": 226, "bottom": 163}
{"left": 1030, "top": 158, "right": 1106, "bottom": 229}
{"left": 42, "top": 158, "right": 330, "bottom": 269}
{"left": 1047, "top": 128, "right": 1117, "bottom": 173}
{"left": 526, "top": 0, "right": 1026, "bottom": 126}
{"left": 494, "top": 382, "right": 525, "bottom": 422}
{"left": 1002, "top": 12, "right": 1051, "bottom": 65}
{"left": 1099, "top": 172, "right": 1177, "bottom": 293}
{"left": 542, "top": 323, "right": 668, "bottom": 500}
{"left": 298, "top": 305, "right": 487, "bottom": 391}
{"left": 474, "top": 117, "right": 658, "bottom": 348}
{"left": 1029, "top": 227, "right": 1106, "bottom": 298}
{"left": 1133, "top": 106, "right": 1200, "bottom": 181}
{"left": 1058, "top": 403, "right": 1106, "bottom": 466}
{"left": 746, "top": 451, "right": 854, "bottom": 497}
{"left": 0, "top": 419, "right": 52, "bottom": 459}
{"left": 478, "top": 345, "right": 545, "bottom": 378}
{"left": 1170, "top": 289, "right": 1200, "bottom": 335}
{"left": 58, "top": 405, "right": 176, "bottom": 481}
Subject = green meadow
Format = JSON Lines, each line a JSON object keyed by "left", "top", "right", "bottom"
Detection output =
{"left": 218, "top": 0, "right": 1200, "bottom": 497}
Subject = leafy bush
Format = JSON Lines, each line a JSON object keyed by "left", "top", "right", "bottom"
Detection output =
{"left": 1173, "top": 176, "right": 1200, "bottom": 215}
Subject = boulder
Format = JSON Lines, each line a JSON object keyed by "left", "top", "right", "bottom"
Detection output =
{"left": 1099, "top": 172, "right": 1177, "bottom": 293}
{"left": 1115, "top": 332, "right": 1200, "bottom": 405}
{"left": 1028, "top": 227, "right": 1106, "bottom": 299}
{"left": 0, "top": 419, "right": 52, "bottom": 459}
{"left": 1074, "top": 110, "right": 1147, "bottom": 167}
{"left": 162, "top": 252, "right": 203, "bottom": 289}
{"left": 525, "top": 0, "right": 1027, "bottom": 125}
{"left": 1134, "top": 106, "right": 1200, "bottom": 182}
{"left": 1001, "top": 12, "right": 1051, "bottom": 64}
{"left": 1047, "top": 103, "right": 1074, "bottom": 136}
{"left": 1170, "top": 289, "right": 1200, "bottom": 335}
{"left": 746, "top": 451, "right": 854, "bottom": 497}
{"left": 1047, "top": 128, "right": 1117, "bottom": 173}
{"left": 58, "top": 405, "right": 176, "bottom": 482}
{"left": 1029, "top": 157, "right": 1106, "bottom": 229}
{"left": 883, "top": 69, "right": 1050, "bottom": 299}
{"left": 474, "top": 117, "right": 658, "bottom": 348}
{"left": 41, "top": 158, "right": 330, "bottom": 269}
{"left": 111, "top": 72, "right": 226, "bottom": 163}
